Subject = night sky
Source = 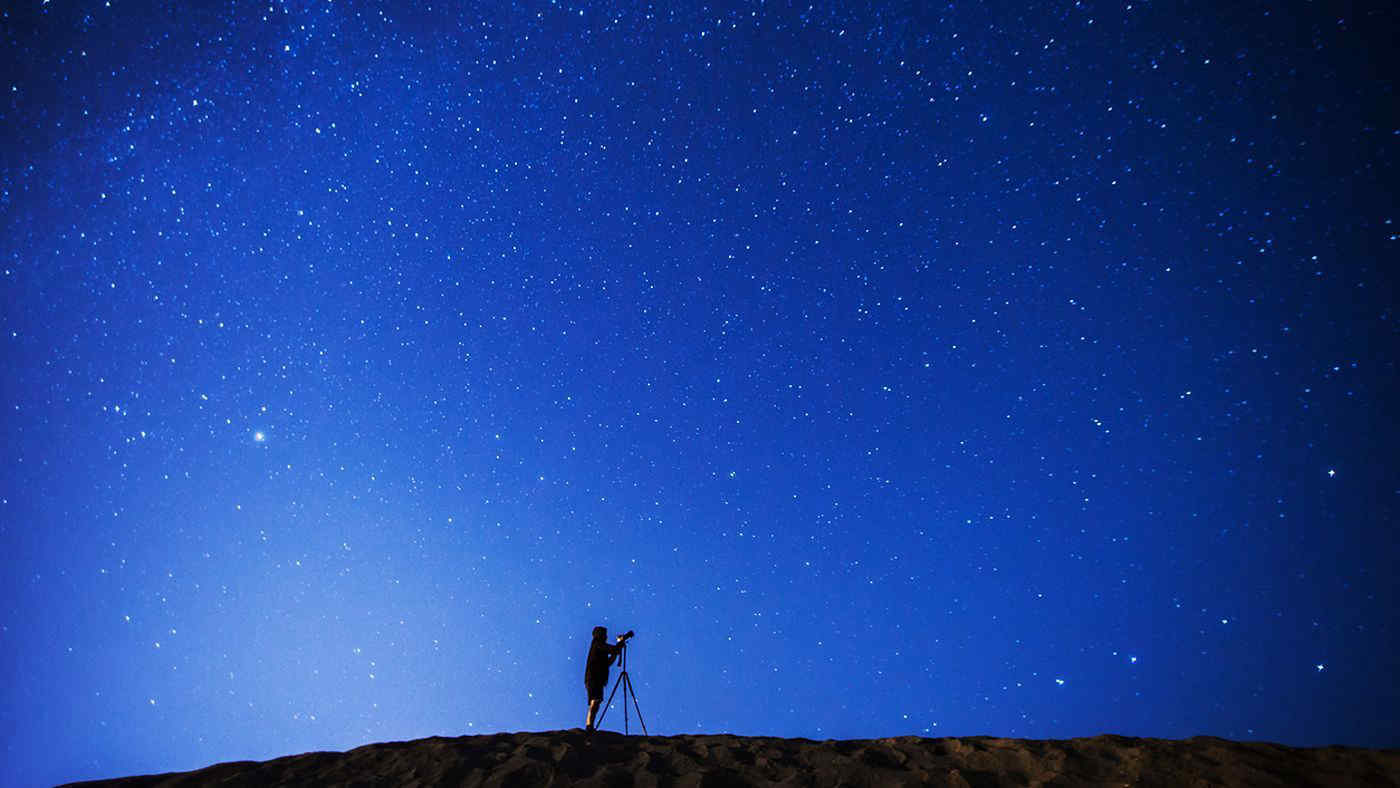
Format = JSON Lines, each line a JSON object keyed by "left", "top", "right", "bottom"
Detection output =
{"left": 3, "top": 1, "right": 1397, "bottom": 785}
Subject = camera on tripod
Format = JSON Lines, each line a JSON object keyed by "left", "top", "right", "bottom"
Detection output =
{"left": 597, "top": 629, "right": 646, "bottom": 735}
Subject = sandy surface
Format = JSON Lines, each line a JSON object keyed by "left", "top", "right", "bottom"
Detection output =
{"left": 62, "top": 729, "right": 1400, "bottom": 787}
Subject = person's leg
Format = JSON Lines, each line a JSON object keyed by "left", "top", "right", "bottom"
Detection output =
{"left": 586, "top": 698, "right": 601, "bottom": 730}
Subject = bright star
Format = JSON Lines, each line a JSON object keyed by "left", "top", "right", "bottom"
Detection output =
{"left": 253, "top": 431, "right": 266, "bottom": 442}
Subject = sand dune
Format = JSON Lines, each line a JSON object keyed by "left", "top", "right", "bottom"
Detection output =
{"left": 63, "top": 729, "right": 1400, "bottom": 787}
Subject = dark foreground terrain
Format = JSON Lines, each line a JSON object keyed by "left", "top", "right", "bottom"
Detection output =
{"left": 64, "top": 728, "right": 1400, "bottom": 787}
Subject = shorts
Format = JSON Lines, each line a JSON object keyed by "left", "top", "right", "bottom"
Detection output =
{"left": 586, "top": 681, "right": 606, "bottom": 701}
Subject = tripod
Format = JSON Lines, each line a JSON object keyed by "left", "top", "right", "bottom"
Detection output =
{"left": 596, "top": 642, "right": 648, "bottom": 735}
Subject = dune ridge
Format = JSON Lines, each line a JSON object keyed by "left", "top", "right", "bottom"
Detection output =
{"left": 63, "top": 728, "right": 1400, "bottom": 787}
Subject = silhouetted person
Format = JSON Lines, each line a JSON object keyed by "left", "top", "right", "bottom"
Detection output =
{"left": 584, "top": 626, "right": 628, "bottom": 731}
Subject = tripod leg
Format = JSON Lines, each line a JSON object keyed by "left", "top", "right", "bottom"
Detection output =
{"left": 624, "top": 673, "right": 649, "bottom": 736}
{"left": 597, "top": 673, "right": 623, "bottom": 729}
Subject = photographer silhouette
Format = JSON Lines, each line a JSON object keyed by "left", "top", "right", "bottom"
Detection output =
{"left": 583, "top": 626, "right": 643, "bottom": 733}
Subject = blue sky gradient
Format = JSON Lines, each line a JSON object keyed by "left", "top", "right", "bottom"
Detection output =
{"left": 2, "top": 1, "right": 1396, "bottom": 785}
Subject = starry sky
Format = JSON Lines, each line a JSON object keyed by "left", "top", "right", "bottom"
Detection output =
{"left": 2, "top": 1, "right": 1396, "bottom": 785}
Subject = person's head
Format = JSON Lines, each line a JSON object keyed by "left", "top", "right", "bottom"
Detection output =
{"left": 592, "top": 626, "right": 607, "bottom": 642}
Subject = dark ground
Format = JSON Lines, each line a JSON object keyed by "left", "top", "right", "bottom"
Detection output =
{"left": 63, "top": 729, "right": 1400, "bottom": 787}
